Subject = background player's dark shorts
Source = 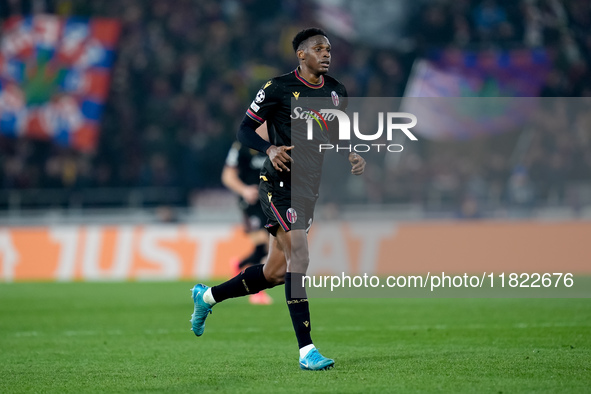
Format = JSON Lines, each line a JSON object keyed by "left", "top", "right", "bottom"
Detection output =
{"left": 259, "top": 178, "right": 316, "bottom": 236}
{"left": 238, "top": 199, "right": 267, "bottom": 233}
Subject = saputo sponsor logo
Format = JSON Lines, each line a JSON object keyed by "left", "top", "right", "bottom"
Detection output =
{"left": 291, "top": 106, "right": 338, "bottom": 121}
{"left": 292, "top": 107, "right": 418, "bottom": 153}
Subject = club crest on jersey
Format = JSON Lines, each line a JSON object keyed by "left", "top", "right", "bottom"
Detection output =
{"left": 286, "top": 208, "right": 298, "bottom": 223}
{"left": 255, "top": 89, "right": 265, "bottom": 103}
{"left": 331, "top": 91, "right": 339, "bottom": 106}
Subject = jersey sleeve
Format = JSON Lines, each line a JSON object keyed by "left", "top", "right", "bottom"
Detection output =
{"left": 225, "top": 141, "right": 241, "bottom": 167}
{"left": 245, "top": 79, "right": 282, "bottom": 124}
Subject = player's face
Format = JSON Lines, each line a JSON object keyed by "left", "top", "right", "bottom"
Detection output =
{"left": 301, "top": 35, "right": 331, "bottom": 75}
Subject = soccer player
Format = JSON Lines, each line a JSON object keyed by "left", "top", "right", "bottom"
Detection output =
{"left": 221, "top": 124, "right": 272, "bottom": 305}
{"left": 190, "top": 27, "right": 366, "bottom": 371}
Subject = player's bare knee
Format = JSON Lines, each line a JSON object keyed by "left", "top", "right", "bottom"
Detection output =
{"left": 263, "top": 264, "right": 286, "bottom": 285}
{"left": 265, "top": 270, "right": 285, "bottom": 285}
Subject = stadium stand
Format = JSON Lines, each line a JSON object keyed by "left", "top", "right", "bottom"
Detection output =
{"left": 0, "top": 0, "right": 590, "bottom": 217}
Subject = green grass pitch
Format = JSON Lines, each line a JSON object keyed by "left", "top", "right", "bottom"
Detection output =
{"left": 1, "top": 282, "right": 589, "bottom": 393}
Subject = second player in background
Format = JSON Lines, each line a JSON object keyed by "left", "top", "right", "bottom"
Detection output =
{"left": 221, "top": 123, "right": 273, "bottom": 305}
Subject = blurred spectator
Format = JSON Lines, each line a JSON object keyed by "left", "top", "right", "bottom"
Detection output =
{"left": 473, "top": 0, "right": 508, "bottom": 42}
{"left": 507, "top": 165, "right": 535, "bottom": 215}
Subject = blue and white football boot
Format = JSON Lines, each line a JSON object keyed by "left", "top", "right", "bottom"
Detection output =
{"left": 190, "top": 284, "right": 213, "bottom": 336}
{"left": 299, "top": 348, "right": 335, "bottom": 371}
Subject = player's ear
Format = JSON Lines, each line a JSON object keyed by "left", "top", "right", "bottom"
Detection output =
{"left": 297, "top": 48, "right": 305, "bottom": 60}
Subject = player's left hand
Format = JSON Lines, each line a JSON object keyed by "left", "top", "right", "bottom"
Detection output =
{"left": 349, "top": 153, "right": 365, "bottom": 175}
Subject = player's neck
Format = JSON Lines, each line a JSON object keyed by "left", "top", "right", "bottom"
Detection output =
{"left": 296, "top": 66, "right": 323, "bottom": 85}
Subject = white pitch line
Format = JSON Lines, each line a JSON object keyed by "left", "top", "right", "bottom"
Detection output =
{"left": 8, "top": 322, "right": 590, "bottom": 338}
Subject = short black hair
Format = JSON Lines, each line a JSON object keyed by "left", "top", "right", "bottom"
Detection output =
{"left": 292, "top": 27, "right": 328, "bottom": 52}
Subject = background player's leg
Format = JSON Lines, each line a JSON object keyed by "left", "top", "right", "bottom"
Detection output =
{"left": 238, "top": 229, "right": 268, "bottom": 270}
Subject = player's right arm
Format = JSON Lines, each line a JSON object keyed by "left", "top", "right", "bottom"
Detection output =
{"left": 237, "top": 80, "right": 294, "bottom": 172}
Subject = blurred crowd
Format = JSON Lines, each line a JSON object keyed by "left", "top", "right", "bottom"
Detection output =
{"left": 412, "top": 0, "right": 591, "bottom": 96}
{"left": 0, "top": 0, "right": 590, "bottom": 213}
{"left": 365, "top": 98, "right": 591, "bottom": 217}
